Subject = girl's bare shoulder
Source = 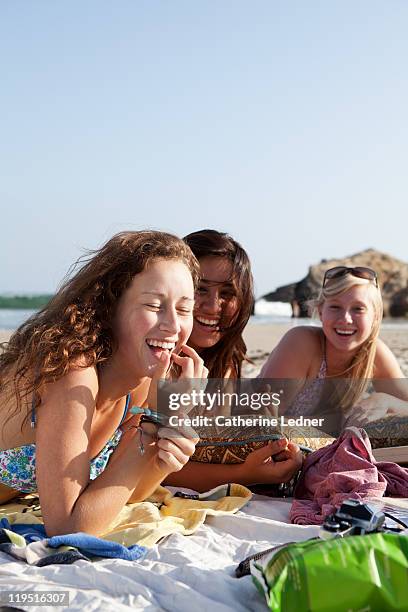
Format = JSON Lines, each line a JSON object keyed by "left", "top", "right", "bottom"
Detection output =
{"left": 373, "top": 337, "right": 403, "bottom": 378}
{"left": 39, "top": 363, "right": 99, "bottom": 405}
{"left": 278, "top": 325, "right": 322, "bottom": 352}
{"left": 260, "top": 326, "right": 322, "bottom": 378}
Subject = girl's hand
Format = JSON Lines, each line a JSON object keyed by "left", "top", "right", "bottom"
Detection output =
{"left": 346, "top": 392, "right": 408, "bottom": 426}
{"left": 145, "top": 351, "right": 172, "bottom": 413}
{"left": 155, "top": 425, "right": 199, "bottom": 473}
{"left": 171, "top": 344, "right": 208, "bottom": 380}
{"left": 240, "top": 439, "right": 303, "bottom": 484}
{"left": 142, "top": 348, "right": 201, "bottom": 471}
{"left": 146, "top": 346, "right": 208, "bottom": 414}
{"left": 139, "top": 419, "right": 199, "bottom": 473}
{"left": 170, "top": 345, "right": 209, "bottom": 414}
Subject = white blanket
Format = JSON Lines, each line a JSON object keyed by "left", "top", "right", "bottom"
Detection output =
{"left": 0, "top": 494, "right": 320, "bottom": 611}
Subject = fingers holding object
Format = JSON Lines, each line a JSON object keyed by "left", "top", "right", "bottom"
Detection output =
{"left": 156, "top": 434, "right": 197, "bottom": 472}
{"left": 172, "top": 345, "right": 207, "bottom": 379}
{"left": 157, "top": 425, "right": 199, "bottom": 450}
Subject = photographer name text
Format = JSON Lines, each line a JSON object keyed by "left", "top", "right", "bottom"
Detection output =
{"left": 167, "top": 415, "right": 325, "bottom": 428}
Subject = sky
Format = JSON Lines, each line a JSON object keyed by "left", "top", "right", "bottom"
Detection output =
{"left": 1, "top": 1, "right": 407, "bottom": 298}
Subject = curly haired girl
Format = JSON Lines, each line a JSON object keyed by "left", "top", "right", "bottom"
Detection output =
{"left": 0, "top": 231, "right": 205, "bottom": 536}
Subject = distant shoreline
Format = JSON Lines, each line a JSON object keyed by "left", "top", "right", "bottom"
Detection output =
{"left": 0, "top": 296, "right": 51, "bottom": 309}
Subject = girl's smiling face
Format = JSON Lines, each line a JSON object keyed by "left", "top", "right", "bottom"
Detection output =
{"left": 112, "top": 259, "right": 195, "bottom": 378}
{"left": 319, "top": 284, "right": 377, "bottom": 354}
{"left": 188, "top": 256, "right": 239, "bottom": 351}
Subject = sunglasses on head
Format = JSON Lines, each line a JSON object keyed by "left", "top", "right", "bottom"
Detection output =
{"left": 323, "top": 266, "right": 378, "bottom": 288}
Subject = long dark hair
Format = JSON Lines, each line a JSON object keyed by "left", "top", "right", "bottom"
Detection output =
{"left": 1, "top": 231, "right": 199, "bottom": 422}
{"left": 184, "top": 229, "right": 254, "bottom": 378}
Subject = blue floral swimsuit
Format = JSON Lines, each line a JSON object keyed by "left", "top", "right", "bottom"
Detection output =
{"left": 0, "top": 394, "right": 130, "bottom": 493}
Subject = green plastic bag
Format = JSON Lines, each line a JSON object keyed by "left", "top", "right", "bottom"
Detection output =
{"left": 251, "top": 533, "right": 408, "bottom": 612}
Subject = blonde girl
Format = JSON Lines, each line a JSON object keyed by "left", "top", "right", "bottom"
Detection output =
{"left": 260, "top": 266, "right": 408, "bottom": 428}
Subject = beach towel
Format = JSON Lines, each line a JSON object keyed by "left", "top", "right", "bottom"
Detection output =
{"left": 0, "top": 483, "right": 251, "bottom": 564}
{"left": 290, "top": 427, "right": 408, "bottom": 525}
{"left": 101, "top": 483, "right": 252, "bottom": 547}
{"left": 0, "top": 519, "right": 145, "bottom": 565}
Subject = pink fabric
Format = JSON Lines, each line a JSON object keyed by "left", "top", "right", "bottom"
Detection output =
{"left": 290, "top": 427, "right": 408, "bottom": 525}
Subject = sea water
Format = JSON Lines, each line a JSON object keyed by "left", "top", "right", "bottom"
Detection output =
{"left": 0, "top": 309, "right": 37, "bottom": 330}
{"left": 1, "top": 307, "right": 407, "bottom": 332}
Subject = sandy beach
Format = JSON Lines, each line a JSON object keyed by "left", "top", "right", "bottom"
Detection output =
{"left": 2, "top": 322, "right": 407, "bottom": 377}
{"left": 243, "top": 322, "right": 408, "bottom": 377}
{"left": 0, "top": 330, "right": 11, "bottom": 345}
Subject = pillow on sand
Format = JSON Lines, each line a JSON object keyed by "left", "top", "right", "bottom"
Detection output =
{"left": 192, "top": 438, "right": 274, "bottom": 464}
{"left": 191, "top": 423, "right": 335, "bottom": 464}
{"left": 363, "top": 416, "right": 408, "bottom": 450}
{"left": 283, "top": 425, "right": 335, "bottom": 453}
{"left": 191, "top": 420, "right": 281, "bottom": 464}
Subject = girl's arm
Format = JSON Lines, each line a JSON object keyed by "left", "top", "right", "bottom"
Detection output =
{"left": 259, "top": 326, "right": 316, "bottom": 379}
{"left": 347, "top": 339, "right": 408, "bottom": 424}
{"left": 165, "top": 439, "right": 303, "bottom": 492}
{"left": 372, "top": 339, "right": 408, "bottom": 399}
{"left": 36, "top": 367, "right": 195, "bottom": 537}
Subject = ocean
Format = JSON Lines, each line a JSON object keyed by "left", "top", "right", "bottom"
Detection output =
{"left": 0, "top": 309, "right": 38, "bottom": 330}
{"left": 1, "top": 306, "right": 407, "bottom": 331}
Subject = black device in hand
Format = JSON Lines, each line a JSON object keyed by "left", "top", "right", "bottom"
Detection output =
{"left": 140, "top": 410, "right": 165, "bottom": 427}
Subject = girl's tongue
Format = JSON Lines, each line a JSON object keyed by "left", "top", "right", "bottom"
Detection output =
{"left": 146, "top": 340, "right": 175, "bottom": 359}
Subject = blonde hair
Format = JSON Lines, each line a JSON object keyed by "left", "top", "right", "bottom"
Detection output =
{"left": 316, "top": 274, "right": 383, "bottom": 409}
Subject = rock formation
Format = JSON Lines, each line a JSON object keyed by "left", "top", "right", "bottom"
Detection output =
{"left": 261, "top": 249, "right": 408, "bottom": 317}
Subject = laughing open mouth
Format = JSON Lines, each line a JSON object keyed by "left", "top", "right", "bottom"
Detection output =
{"left": 146, "top": 339, "right": 176, "bottom": 352}
{"left": 194, "top": 316, "right": 220, "bottom": 331}
{"left": 335, "top": 329, "right": 357, "bottom": 336}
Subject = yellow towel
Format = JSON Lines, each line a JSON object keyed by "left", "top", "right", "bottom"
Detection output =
{"left": 0, "top": 484, "right": 252, "bottom": 548}
{"left": 104, "top": 483, "right": 251, "bottom": 547}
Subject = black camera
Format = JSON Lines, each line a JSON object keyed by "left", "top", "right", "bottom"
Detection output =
{"left": 320, "top": 499, "right": 386, "bottom": 539}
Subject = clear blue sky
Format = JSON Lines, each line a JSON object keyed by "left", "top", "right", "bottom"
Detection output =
{"left": 1, "top": 1, "right": 407, "bottom": 297}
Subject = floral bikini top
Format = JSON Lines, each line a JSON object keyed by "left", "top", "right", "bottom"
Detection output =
{"left": 0, "top": 394, "right": 130, "bottom": 494}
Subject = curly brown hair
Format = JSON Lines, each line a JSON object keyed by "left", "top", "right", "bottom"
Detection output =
{"left": 0, "top": 231, "right": 199, "bottom": 422}
{"left": 183, "top": 229, "right": 254, "bottom": 378}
